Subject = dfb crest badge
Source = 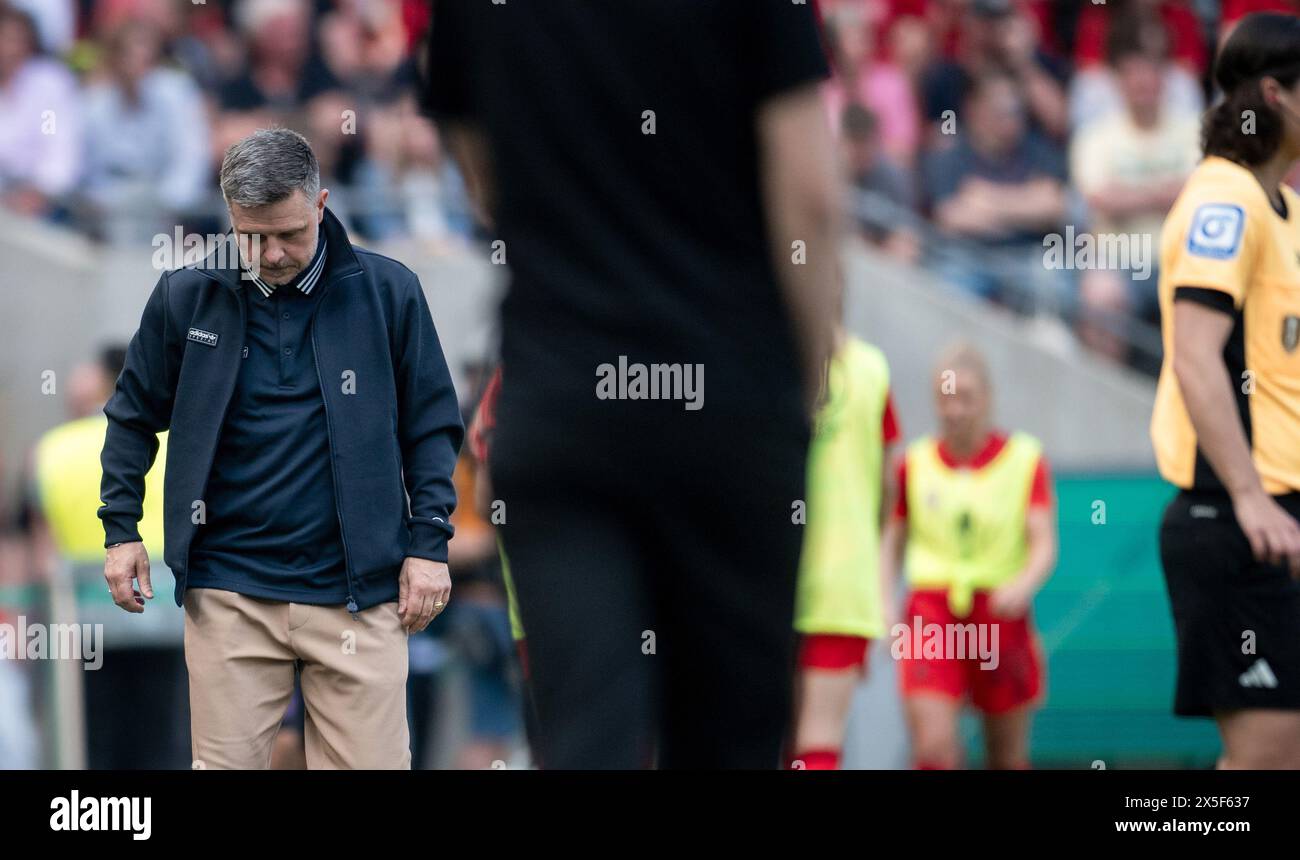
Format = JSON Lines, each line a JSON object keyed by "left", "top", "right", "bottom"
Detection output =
{"left": 1284, "top": 315, "right": 1300, "bottom": 353}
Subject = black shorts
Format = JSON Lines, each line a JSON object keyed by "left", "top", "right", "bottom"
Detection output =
{"left": 1159, "top": 489, "right": 1300, "bottom": 717}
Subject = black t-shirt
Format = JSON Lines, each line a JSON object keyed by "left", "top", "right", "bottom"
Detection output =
{"left": 921, "top": 51, "right": 1070, "bottom": 135}
{"left": 423, "top": 0, "right": 829, "bottom": 425}
{"left": 218, "top": 53, "right": 342, "bottom": 112}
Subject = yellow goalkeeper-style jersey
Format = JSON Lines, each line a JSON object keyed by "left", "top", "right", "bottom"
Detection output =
{"left": 1151, "top": 156, "right": 1300, "bottom": 495}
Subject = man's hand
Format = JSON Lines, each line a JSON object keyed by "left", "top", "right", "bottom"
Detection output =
{"left": 104, "top": 541, "right": 152, "bottom": 613}
{"left": 397, "top": 557, "right": 451, "bottom": 633}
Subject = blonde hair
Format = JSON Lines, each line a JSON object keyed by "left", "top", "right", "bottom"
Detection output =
{"left": 934, "top": 340, "right": 992, "bottom": 395}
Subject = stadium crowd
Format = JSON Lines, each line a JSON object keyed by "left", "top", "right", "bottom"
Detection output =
{"left": 0, "top": 0, "right": 474, "bottom": 249}
{"left": 0, "top": 0, "right": 1297, "bottom": 361}
{"left": 825, "top": 0, "right": 1300, "bottom": 371}
{"left": 4, "top": 0, "right": 1300, "bottom": 368}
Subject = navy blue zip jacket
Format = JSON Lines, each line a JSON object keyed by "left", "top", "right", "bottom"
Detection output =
{"left": 99, "top": 207, "right": 463, "bottom": 611}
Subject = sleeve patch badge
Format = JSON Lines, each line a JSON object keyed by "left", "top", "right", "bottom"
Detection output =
{"left": 1283, "top": 315, "right": 1300, "bottom": 353}
{"left": 187, "top": 328, "right": 220, "bottom": 347}
{"left": 1187, "top": 203, "right": 1245, "bottom": 260}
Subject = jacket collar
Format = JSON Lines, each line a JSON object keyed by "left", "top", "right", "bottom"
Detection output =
{"left": 196, "top": 206, "right": 361, "bottom": 292}
{"left": 245, "top": 230, "right": 328, "bottom": 297}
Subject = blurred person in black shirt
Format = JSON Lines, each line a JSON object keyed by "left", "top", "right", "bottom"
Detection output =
{"left": 923, "top": 72, "right": 1068, "bottom": 311}
{"left": 920, "top": 0, "right": 1070, "bottom": 147}
{"left": 213, "top": 0, "right": 353, "bottom": 192}
{"left": 423, "top": 0, "right": 842, "bottom": 768}
{"left": 217, "top": 0, "right": 341, "bottom": 114}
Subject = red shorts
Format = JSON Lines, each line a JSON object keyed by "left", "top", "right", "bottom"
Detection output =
{"left": 897, "top": 590, "right": 1045, "bottom": 715}
{"left": 798, "top": 633, "right": 871, "bottom": 670}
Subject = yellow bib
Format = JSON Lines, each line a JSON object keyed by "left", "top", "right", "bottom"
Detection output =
{"left": 34, "top": 415, "right": 167, "bottom": 562}
{"left": 903, "top": 432, "right": 1040, "bottom": 617}
{"left": 794, "top": 337, "right": 890, "bottom": 637}
{"left": 498, "top": 538, "right": 525, "bottom": 642}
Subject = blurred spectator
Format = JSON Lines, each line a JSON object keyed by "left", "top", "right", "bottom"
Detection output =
{"left": 319, "top": 0, "right": 419, "bottom": 104}
{"left": 84, "top": 0, "right": 216, "bottom": 85}
{"left": 91, "top": 0, "right": 185, "bottom": 37}
{"left": 209, "top": 0, "right": 361, "bottom": 215}
{"left": 924, "top": 72, "right": 1068, "bottom": 309}
{"left": 1074, "top": 0, "right": 1206, "bottom": 74}
{"left": 823, "top": 2, "right": 921, "bottom": 166}
{"left": 219, "top": 0, "right": 340, "bottom": 113}
{"left": 350, "top": 95, "right": 473, "bottom": 245}
{"left": 1020, "top": 0, "right": 1071, "bottom": 60}
{"left": 879, "top": 0, "right": 1064, "bottom": 60}
{"left": 8, "top": 0, "right": 73, "bottom": 53}
{"left": 0, "top": 3, "right": 81, "bottom": 218}
{"left": 840, "top": 103, "right": 921, "bottom": 262}
{"left": 919, "top": 0, "right": 1070, "bottom": 147}
{"left": 875, "top": 0, "right": 963, "bottom": 61}
{"left": 156, "top": 3, "right": 250, "bottom": 93}
{"left": 80, "top": 19, "right": 212, "bottom": 243}
{"left": 0, "top": 0, "right": 1248, "bottom": 376}
{"left": 1070, "top": 21, "right": 1201, "bottom": 361}
{"left": 887, "top": 10, "right": 937, "bottom": 87}
{"left": 1069, "top": 3, "right": 1204, "bottom": 129}
{"left": 316, "top": 0, "right": 428, "bottom": 227}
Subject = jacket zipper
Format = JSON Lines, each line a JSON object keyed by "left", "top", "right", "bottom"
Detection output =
{"left": 309, "top": 312, "right": 360, "bottom": 619}
{"left": 184, "top": 291, "right": 248, "bottom": 582}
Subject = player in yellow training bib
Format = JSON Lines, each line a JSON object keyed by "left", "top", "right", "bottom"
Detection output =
{"left": 1151, "top": 12, "right": 1300, "bottom": 769}
{"left": 881, "top": 342, "right": 1056, "bottom": 770}
{"left": 787, "top": 327, "right": 900, "bottom": 770}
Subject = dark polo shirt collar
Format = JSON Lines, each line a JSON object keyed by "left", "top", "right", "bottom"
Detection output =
{"left": 243, "top": 227, "right": 328, "bottom": 298}
{"left": 200, "top": 209, "right": 360, "bottom": 293}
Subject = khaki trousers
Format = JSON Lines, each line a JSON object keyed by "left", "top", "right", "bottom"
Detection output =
{"left": 183, "top": 587, "right": 410, "bottom": 769}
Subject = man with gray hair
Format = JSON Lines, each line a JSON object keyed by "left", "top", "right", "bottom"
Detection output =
{"left": 99, "top": 127, "right": 463, "bottom": 769}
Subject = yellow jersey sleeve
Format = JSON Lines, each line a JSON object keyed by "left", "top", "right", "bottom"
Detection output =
{"left": 1162, "top": 178, "right": 1264, "bottom": 308}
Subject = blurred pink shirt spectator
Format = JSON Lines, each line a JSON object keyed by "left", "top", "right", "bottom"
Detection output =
{"left": 822, "top": 2, "right": 920, "bottom": 165}
{"left": 0, "top": 6, "right": 80, "bottom": 214}
{"left": 824, "top": 69, "right": 920, "bottom": 166}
